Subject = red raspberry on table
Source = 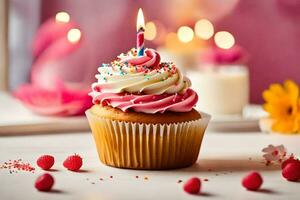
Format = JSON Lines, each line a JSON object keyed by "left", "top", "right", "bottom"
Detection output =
{"left": 282, "top": 162, "right": 300, "bottom": 181}
{"left": 37, "top": 155, "right": 55, "bottom": 170}
{"left": 35, "top": 173, "right": 54, "bottom": 192}
{"left": 63, "top": 154, "right": 83, "bottom": 171}
{"left": 183, "top": 177, "right": 201, "bottom": 194}
{"left": 281, "top": 157, "right": 300, "bottom": 169}
{"left": 242, "top": 172, "right": 263, "bottom": 191}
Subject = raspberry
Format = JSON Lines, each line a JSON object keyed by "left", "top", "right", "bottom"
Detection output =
{"left": 63, "top": 154, "right": 83, "bottom": 171}
{"left": 35, "top": 173, "right": 54, "bottom": 191}
{"left": 282, "top": 162, "right": 300, "bottom": 181}
{"left": 281, "top": 157, "right": 300, "bottom": 169}
{"left": 37, "top": 155, "right": 54, "bottom": 170}
{"left": 242, "top": 172, "right": 263, "bottom": 191}
{"left": 183, "top": 177, "right": 201, "bottom": 194}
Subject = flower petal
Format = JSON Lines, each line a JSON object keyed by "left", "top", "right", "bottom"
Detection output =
{"left": 14, "top": 83, "right": 92, "bottom": 116}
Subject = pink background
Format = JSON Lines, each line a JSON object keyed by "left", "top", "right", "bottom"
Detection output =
{"left": 39, "top": 0, "right": 300, "bottom": 103}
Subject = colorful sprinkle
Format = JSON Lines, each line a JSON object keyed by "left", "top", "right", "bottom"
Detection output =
{"left": 0, "top": 159, "right": 35, "bottom": 173}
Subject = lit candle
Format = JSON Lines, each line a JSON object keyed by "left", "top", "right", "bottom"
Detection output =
{"left": 136, "top": 8, "right": 145, "bottom": 56}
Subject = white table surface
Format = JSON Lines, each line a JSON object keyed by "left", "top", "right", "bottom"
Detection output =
{"left": 1, "top": 131, "right": 300, "bottom": 200}
{"left": 0, "top": 92, "right": 265, "bottom": 135}
{"left": 0, "top": 92, "right": 89, "bottom": 135}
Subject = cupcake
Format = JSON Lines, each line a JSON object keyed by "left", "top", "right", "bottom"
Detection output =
{"left": 86, "top": 48, "right": 210, "bottom": 169}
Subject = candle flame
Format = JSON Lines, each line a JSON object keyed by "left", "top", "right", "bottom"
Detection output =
{"left": 55, "top": 12, "right": 70, "bottom": 23}
{"left": 214, "top": 31, "right": 235, "bottom": 49}
{"left": 67, "top": 28, "right": 81, "bottom": 43}
{"left": 136, "top": 8, "right": 145, "bottom": 31}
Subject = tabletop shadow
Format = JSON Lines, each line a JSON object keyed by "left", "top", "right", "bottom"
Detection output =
{"left": 47, "top": 189, "right": 67, "bottom": 194}
{"left": 77, "top": 169, "right": 92, "bottom": 173}
{"left": 199, "top": 192, "right": 216, "bottom": 197}
{"left": 254, "top": 188, "right": 278, "bottom": 194}
{"left": 184, "top": 192, "right": 216, "bottom": 197}
{"left": 173, "top": 158, "right": 279, "bottom": 173}
{"left": 46, "top": 169, "right": 59, "bottom": 172}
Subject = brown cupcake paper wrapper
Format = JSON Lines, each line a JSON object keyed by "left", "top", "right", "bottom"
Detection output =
{"left": 86, "top": 110, "right": 210, "bottom": 170}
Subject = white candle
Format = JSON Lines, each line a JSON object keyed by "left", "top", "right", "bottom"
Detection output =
{"left": 187, "top": 65, "right": 249, "bottom": 115}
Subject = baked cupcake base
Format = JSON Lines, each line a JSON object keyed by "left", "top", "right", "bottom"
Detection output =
{"left": 86, "top": 105, "right": 210, "bottom": 170}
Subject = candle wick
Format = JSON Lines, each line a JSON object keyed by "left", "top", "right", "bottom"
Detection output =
{"left": 138, "top": 27, "right": 145, "bottom": 32}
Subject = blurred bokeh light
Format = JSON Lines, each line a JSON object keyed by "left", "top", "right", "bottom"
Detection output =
{"left": 55, "top": 11, "right": 70, "bottom": 23}
{"left": 144, "top": 21, "right": 157, "bottom": 41}
{"left": 177, "top": 26, "right": 194, "bottom": 43}
{"left": 214, "top": 31, "right": 235, "bottom": 49}
{"left": 194, "top": 19, "right": 214, "bottom": 40}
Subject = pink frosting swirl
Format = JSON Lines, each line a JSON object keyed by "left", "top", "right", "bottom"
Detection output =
{"left": 119, "top": 48, "right": 160, "bottom": 68}
{"left": 91, "top": 88, "right": 198, "bottom": 114}
{"left": 90, "top": 48, "right": 198, "bottom": 113}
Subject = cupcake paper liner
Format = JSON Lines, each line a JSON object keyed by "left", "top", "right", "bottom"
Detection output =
{"left": 86, "top": 110, "right": 210, "bottom": 170}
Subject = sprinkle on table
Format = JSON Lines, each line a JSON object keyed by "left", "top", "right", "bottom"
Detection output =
{"left": 144, "top": 176, "right": 148, "bottom": 180}
{"left": 203, "top": 178, "right": 209, "bottom": 182}
{"left": 135, "top": 175, "right": 139, "bottom": 179}
{"left": 177, "top": 180, "right": 183, "bottom": 183}
{"left": 0, "top": 159, "right": 35, "bottom": 174}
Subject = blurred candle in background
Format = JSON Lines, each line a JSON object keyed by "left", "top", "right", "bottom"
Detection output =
{"left": 188, "top": 65, "right": 249, "bottom": 115}
{"left": 188, "top": 32, "right": 249, "bottom": 116}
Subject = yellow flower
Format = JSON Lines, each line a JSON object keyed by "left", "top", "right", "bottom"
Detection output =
{"left": 262, "top": 80, "right": 300, "bottom": 134}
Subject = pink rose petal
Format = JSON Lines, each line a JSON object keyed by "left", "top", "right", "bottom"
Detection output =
{"left": 14, "top": 83, "right": 92, "bottom": 116}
